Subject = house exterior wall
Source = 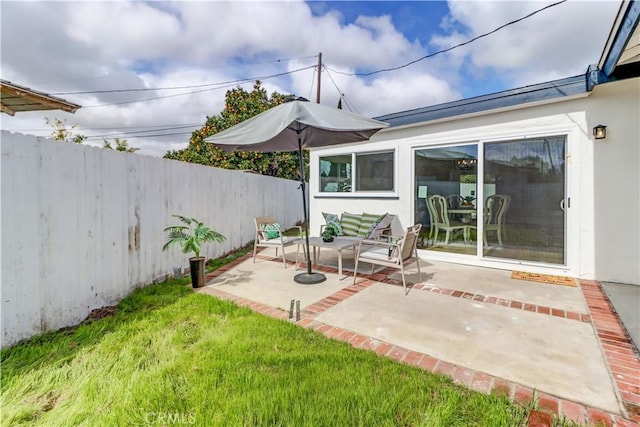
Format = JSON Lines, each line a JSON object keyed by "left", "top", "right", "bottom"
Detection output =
{"left": 309, "top": 77, "right": 639, "bottom": 286}
{"left": 588, "top": 78, "right": 640, "bottom": 285}
{"left": 1, "top": 132, "right": 301, "bottom": 348}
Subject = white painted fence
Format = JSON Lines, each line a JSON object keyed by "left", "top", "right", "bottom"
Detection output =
{"left": 1, "top": 131, "right": 301, "bottom": 348}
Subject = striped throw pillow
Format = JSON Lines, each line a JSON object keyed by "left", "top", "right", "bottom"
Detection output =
{"left": 340, "top": 212, "right": 362, "bottom": 237}
{"left": 356, "top": 213, "right": 384, "bottom": 238}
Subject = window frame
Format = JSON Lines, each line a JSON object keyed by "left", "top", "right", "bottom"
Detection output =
{"left": 411, "top": 129, "right": 572, "bottom": 270}
{"left": 317, "top": 149, "right": 397, "bottom": 197}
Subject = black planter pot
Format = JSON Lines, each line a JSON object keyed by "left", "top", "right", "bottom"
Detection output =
{"left": 189, "top": 257, "right": 206, "bottom": 288}
{"left": 322, "top": 236, "right": 334, "bottom": 242}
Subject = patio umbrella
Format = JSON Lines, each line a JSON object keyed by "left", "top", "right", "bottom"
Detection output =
{"left": 205, "top": 97, "right": 389, "bottom": 284}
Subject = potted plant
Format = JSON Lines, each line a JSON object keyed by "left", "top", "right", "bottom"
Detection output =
{"left": 322, "top": 222, "right": 339, "bottom": 242}
{"left": 460, "top": 196, "right": 476, "bottom": 208}
{"left": 162, "top": 215, "right": 226, "bottom": 288}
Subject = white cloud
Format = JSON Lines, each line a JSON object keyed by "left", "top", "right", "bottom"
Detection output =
{"left": 0, "top": 0, "right": 622, "bottom": 157}
{"left": 431, "top": 0, "right": 620, "bottom": 86}
{"left": 65, "top": 2, "right": 183, "bottom": 62}
{"left": 289, "top": 64, "right": 461, "bottom": 117}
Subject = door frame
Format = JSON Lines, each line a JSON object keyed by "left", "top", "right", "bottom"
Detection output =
{"left": 412, "top": 126, "right": 579, "bottom": 277}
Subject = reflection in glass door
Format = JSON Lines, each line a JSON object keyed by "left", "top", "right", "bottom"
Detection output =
{"left": 483, "top": 137, "right": 566, "bottom": 264}
{"left": 415, "top": 145, "right": 478, "bottom": 255}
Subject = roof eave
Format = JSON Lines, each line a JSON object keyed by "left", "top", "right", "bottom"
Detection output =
{"left": 375, "top": 74, "right": 589, "bottom": 129}
{"left": 0, "top": 80, "right": 81, "bottom": 116}
{"left": 599, "top": 0, "right": 640, "bottom": 77}
{"left": 377, "top": 91, "right": 591, "bottom": 134}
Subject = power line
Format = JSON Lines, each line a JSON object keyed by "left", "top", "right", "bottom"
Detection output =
{"left": 55, "top": 79, "right": 247, "bottom": 95}
{"left": 307, "top": 66, "right": 317, "bottom": 101}
{"left": 82, "top": 125, "right": 201, "bottom": 140}
{"left": 323, "top": 66, "right": 360, "bottom": 114}
{"left": 53, "top": 61, "right": 317, "bottom": 95}
{"left": 340, "top": 93, "right": 359, "bottom": 114}
{"left": 379, "top": 74, "right": 582, "bottom": 122}
{"left": 82, "top": 65, "right": 316, "bottom": 108}
{"left": 327, "top": 0, "right": 568, "bottom": 77}
{"left": 44, "top": 55, "right": 318, "bottom": 93}
{"left": 84, "top": 131, "right": 194, "bottom": 141}
{"left": 323, "top": 66, "right": 342, "bottom": 102}
{"left": 10, "top": 123, "right": 202, "bottom": 132}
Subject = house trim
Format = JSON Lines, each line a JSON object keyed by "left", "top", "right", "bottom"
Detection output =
{"left": 374, "top": 75, "right": 591, "bottom": 130}
{"left": 599, "top": 0, "right": 640, "bottom": 77}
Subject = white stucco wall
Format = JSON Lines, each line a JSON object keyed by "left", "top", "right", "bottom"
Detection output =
{"left": 309, "top": 77, "right": 639, "bottom": 285}
{"left": 1, "top": 132, "right": 301, "bottom": 347}
{"left": 588, "top": 78, "right": 640, "bottom": 285}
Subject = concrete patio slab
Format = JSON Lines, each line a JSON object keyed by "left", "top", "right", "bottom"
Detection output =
{"left": 202, "top": 256, "right": 347, "bottom": 311}
{"left": 409, "top": 259, "right": 589, "bottom": 314}
{"left": 314, "top": 281, "right": 619, "bottom": 413}
{"left": 199, "top": 248, "right": 639, "bottom": 424}
{"left": 300, "top": 249, "right": 587, "bottom": 314}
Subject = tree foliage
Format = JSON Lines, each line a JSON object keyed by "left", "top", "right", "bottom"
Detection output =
{"left": 164, "top": 81, "right": 308, "bottom": 180}
{"left": 45, "top": 117, "right": 87, "bottom": 144}
{"left": 45, "top": 117, "right": 141, "bottom": 153}
{"left": 103, "top": 138, "right": 139, "bottom": 153}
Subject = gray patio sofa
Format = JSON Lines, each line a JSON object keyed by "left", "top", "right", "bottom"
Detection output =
{"left": 320, "top": 212, "right": 396, "bottom": 241}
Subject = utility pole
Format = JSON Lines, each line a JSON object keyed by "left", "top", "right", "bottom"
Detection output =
{"left": 316, "top": 52, "right": 322, "bottom": 103}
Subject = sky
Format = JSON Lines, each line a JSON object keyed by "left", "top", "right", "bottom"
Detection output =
{"left": 1, "top": 0, "right": 621, "bottom": 157}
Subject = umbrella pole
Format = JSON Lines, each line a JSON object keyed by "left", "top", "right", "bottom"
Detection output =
{"left": 294, "top": 133, "right": 326, "bottom": 285}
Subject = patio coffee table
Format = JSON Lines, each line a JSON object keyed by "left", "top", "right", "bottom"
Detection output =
{"left": 297, "top": 237, "right": 360, "bottom": 280}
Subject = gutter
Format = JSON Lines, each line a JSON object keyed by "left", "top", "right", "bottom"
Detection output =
{"left": 375, "top": 73, "right": 593, "bottom": 131}
{"left": 373, "top": 91, "right": 592, "bottom": 136}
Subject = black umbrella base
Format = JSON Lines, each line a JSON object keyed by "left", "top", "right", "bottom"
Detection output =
{"left": 294, "top": 272, "right": 326, "bottom": 285}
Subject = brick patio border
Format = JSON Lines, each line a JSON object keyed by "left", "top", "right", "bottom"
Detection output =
{"left": 202, "top": 253, "right": 638, "bottom": 426}
{"left": 581, "top": 280, "right": 640, "bottom": 424}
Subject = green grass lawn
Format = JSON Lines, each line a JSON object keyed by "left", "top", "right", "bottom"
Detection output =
{"left": 2, "top": 254, "right": 532, "bottom": 426}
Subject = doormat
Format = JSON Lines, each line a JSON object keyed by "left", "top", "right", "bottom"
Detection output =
{"left": 511, "top": 271, "right": 577, "bottom": 287}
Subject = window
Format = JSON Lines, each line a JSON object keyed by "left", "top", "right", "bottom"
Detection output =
{"left": 319, "top": 151, "right": 394, "bottom": 193}
{"left": 355, "top": 152, "right": 394, "bottom": 191}
{"left": 319, "top": 155, "right": 352, "bottom": 192}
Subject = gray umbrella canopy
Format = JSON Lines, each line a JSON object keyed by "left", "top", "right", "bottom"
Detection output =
{"left": 205, "top": 98, "right": 389, "bottom": 284}
{"left": 205, "top": 99, "right": 388, "bottom": 152}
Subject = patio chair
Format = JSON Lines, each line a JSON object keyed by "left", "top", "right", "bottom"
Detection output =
{"left": 253, "top": 216, "right": 302, "bottom": 268}
{"left": 353, "top": 224, "right": 422, "bottom": 295}
{"left": 428, "top": 195, "right": 469, "bottom": 244}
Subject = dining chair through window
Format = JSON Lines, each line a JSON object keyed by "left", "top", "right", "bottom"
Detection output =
{"left": 445, "top": 194, "right": 462, "bottom": 209}
{"left": 484, "top": 194, "right": 511, "bottom": 246}
{"left": 428, "top": 195, "right": 469, "bottom": 244}
{"left": 426, "top": 196, "right": 438, "bottom": 242}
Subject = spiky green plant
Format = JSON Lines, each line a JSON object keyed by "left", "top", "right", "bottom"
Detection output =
{"left": 162, "top": 215, "right": 225, "bottom": 259}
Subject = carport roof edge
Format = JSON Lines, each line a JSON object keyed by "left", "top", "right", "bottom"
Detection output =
{"left": 1, "top": 79, "right": 81, "bottom": 116}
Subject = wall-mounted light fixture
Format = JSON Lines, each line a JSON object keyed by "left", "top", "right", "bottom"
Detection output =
{"left": 593, "top": 124, "right": 607, "bottom": 140}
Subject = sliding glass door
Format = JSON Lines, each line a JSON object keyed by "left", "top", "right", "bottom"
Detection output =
{"left": 483, "top": 137, "right": 566, "bottom": 264}
{"left": 415, "top": 136, "right": 567, "bottom": 265}
{"left": 415, "top": 145, "right": 478, "bottom": 256}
